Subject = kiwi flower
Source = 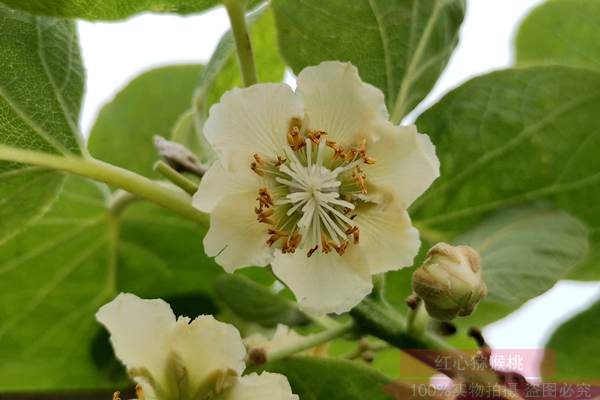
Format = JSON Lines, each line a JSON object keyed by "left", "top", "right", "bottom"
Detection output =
{"left": 193, "top": 61, "right": 439, "bottom": 314}
{"left": 96, "top": 293, "right": 298, "bottom": 400}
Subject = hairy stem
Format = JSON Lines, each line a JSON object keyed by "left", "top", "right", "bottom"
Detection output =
{"left": 0, "top": 146, "right": 208, "bottom": 226}
{"left": 351, "top": 297, "right": 497, "bottom": 383}
{"left": 224, "top": 0, "right": 258, "bottom": 87}
{"left": 154, "top": 160, "right": 199, "bottom": 195}
{"left": 249, "top": 321, "right": 355, "bottom": 366}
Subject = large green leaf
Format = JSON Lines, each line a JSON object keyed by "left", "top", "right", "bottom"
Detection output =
{"left": 542, "top": 297, "right": 600, "bottom": 380}
{"left": 0, "top": 5, "right": 84, "bottom": 244}
{"left": 454, "top": 205, "right": 589, "bottom": 326}
{"left": 216, "top": 274, "right": 308, "bottom": 327}
{"left": 0, "top": 176, "right": 222, "bottom": 391}
{"left": 270, "top": 0, "right": 465, "bottom": 120}
{"left": 88, "top": 65, "right": 204, "bottom": 178}
{"left": 0, "top": 0, "right": 220, "bottom": 21}
{"left": 266, "top": 357, "right": 394, "bottom": 400}
{"left": 515, "top": 0, "right": 600, "bottom": 71}
{"left": 413, "top": 66, "right": 600, "bottom": 281}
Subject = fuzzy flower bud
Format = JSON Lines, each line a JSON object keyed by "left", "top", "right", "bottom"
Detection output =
{"left": 411, "top": 243, "right": 487, "bottom": 321}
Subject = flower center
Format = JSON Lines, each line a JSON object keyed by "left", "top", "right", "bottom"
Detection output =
{"left": 251, "top": 125, "right": 376, "bottom": 257}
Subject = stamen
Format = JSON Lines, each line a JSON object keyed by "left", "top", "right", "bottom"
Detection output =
{"left": 275, "top": 156, "right": 287, "bottom": 166}
{"left": 287, "top": 126, "right": 306, "bottom": 151}
{"left": 307, "top": 245, "right": 319, "bottom": 258}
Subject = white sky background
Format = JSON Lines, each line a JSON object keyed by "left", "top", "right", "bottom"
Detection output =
{"left": 78, "top": 0, "right": 600, "bottom": 350}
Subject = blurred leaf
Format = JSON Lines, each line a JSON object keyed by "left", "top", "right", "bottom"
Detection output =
{"left": 516, "top": 0, "right": 600, "bottom": 71}
{"left": 88, "top": 65, "right": 204, "bottom": 178}
{"left": 542, "top": 297, "right": 600, "bottom": 380}
{"left": 0, "top": 5, "right": 84, "bottom": 244}
{"left": 0, "top": 0, "right": 221, "bottom": 21}
{"left": 457, "top": 205, "right": 588, "bottom": 306}
{"left": 266, "top": 357, "right": 394, "bottom": 400}
{"left": 414, "top": 66, "right": 600, "bottom": 282}
{"left": 270, "top": 0, "right": 465, "bottom": 120}
{"left": 0, "top": 176, "right": 222, "bottom": 391}
{"left": 216, "top": 274, "right": 308, "bottom": 327}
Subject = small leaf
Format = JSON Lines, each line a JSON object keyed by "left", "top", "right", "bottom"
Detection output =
{"left": 0, "top": 5, "right": 83, "bottom": 244}
{"left": 266, "top": 357, "right": 394, "bottom": 400}
{"left": 216, "top": 274, "right": 308, "bottom": 327}
{"left": 515, "top": 0, "right": 600, "bottom": 71}
{"left": 542, "top": 297, "right": 600, "bottom": 380}
{"left": 270, "top": 0, "right": 465, "bottom": 120}
{"left": 414, "top": 66, "right": 600, "bottom": 281}
{"left": 454, "top": 204, "right": 589, "bottom": 329}
{"left": 0, "top": 0, "right": 220, "bottom": 21}
{"left": 0, "top": 176, "right": 223, "bottom": 391}
{"left": 88, "top": 65, "right": 204, "bottom": 178}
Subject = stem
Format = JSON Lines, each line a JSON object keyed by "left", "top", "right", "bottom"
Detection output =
{"left": 350, "top": 298, "right": 497, "bottom": 383}
{"left": 406, "top": 300, "right": 429, "bottom": 337}
{"left": 250, "top": 321, "right": 355, "bottom": 366}
{"left": 0, "top": 146, "right": 208, "bottom": 227}
{"left": 224, "top": 0, "right": 257, "bottom": 87}
{"left": 154, "top": 160, "right": 199, "bottom": 195}
{"left": 107, "top": 190, "right": 139, "bottom": 216}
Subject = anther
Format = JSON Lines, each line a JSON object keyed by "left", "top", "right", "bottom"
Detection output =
{"left": 136, "top": 385, "right": 146, "bottom": 400}
{"left": 253, "top": 153, "right": 265, "bottom": 165}
{"left": 363, "top": 156, "right": 377, "bottom": 165}
{"left": 284, "top": 232, "right": 302, "bottom": 254}
{"left": 307, "top": 130, "right": 326, "bottom": 144}
{"left": 257, "top": 188, "right": 274, "bottom": 208}
{"left": 321, "top": 234, "right": 332, "bottom": 254}
{"left": 307, "top": 245, "right": 319, "bottom": 258}
{"left": 275, "top": 155, "right": 287, "bottom": 166}
{"left": 326, "top": 140, "right": 345, "bottom": 160}
{"left": 250, "top": 162, "right": 263, "bottom": 176}
{"left": 287, "top": 126, "right": 306, "bottom": 151}
{"left": 333, "top": 240, "right": 349, "bottom": 256}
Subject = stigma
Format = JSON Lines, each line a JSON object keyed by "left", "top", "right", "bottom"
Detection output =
{"left": 251, "top": 124, "right": 376, "bottom": 257}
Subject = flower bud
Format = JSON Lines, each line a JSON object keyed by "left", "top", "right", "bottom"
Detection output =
{"left": 412, "top": 243, "right": 487, "bottom": 321}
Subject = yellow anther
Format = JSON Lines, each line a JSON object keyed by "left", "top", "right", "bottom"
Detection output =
{"left": 307, "top": 130, "right": 326, "bottom": 144}
{"left": 257, "top": 188, "right": 274, "bottom": 208}
{"left": 113, "top": 392, "right": 121, "bottom": 400}
{"left": 287, "top": 126, "right": 306, "bottom": 151}
{"left": 250, "top": 162, "right": 263, "bottom": 176}
{"left": 333, "top": 240, "right": 349, "bottom": 256}
{"left": 275, "top": 155, "right": 287, "bottom": 166}
{"left": 136, "top": 385, "right": 146, "bottom": 400}
{"left": 363, "top": 156, "right": 377, "bottom": 165}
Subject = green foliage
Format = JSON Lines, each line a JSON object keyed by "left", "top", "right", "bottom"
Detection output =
{"left": 216, "top": 274, "right": 308, "bottom": 327}
{"left": 516, "top": 0, "right": 600, "bottom": 71}
{"left": 0, "top": 176, "right": 222, "bottom": 391}
{"left": 266, "top": 357, "right": 394, "bottom": 400}
{"left": 414, "top": 66, "right": 600, "bottom": 281}
{"left": 270, "top": 0, "right": 465, "bottom": 120}
{"left": 0, "top": 0, "right": 220, "bottom": 21}
{"left": 0, "top": 5, "right": 83, "bottom": 244}
{"left": 88, "top": 65, "right": 204, "bottom": 178}
{"left": 542, "top": 297, "right": 600, "bottom": 380}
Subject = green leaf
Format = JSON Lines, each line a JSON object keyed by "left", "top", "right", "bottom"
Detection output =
{"left": 216, "top": 274, "right": 308, "bottom": 327}
{"left": 542, "top": 297, "right": 600, "bottom": 380}
{"left": 266, "top": 357, "right": 394, "bottom": 400}
{"left": 270, "top": 0, "right": 465, "bottom": 121}
{"left": 515, "top": 0, "right": 600, "bottom": 71}
{"left": 0, "top": 176, "right": 222, "bottom": 391}
{"left": 0, "top": 5, "right": 83, "bottom": 244}
{"left": 454, "top": 205, "right": 589, "bottom": 326}
{"left": 0, "top": 0, "right": 220, "bottom": 21}
{"left": 413, "top": 66, "right": 600, "bottom": 282}
{"left": 88, "top": 65, "right": 204, "bottom": 178}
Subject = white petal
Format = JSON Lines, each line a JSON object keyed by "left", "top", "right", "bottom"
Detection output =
{"left": 203, "top": 192, "right": 273, "bottom": 272}
{"left": 171, "top": 315, "right": 246, "bottom": 395}
{"left": 348, "top": 202, "right": 421, "bottom": 274}
{"left": 95, "top": 293, "right": 175, "bottom": 389}
{"left": 367, "top": 124, "right": 440, "bottom": 208}
{"left": 216, "top": 373, "right": 298, "bottom": 400}
{"left": 271, "top": 251, "right": 372, "bottom": 315}
{"left": 193, "top": 160, "right": 260, "bottom": 213}
{"left": 296, "top": 61, "right": 388, "bottom": 147}
{"left": 204, "top": 83, "right": 303, "bottom": 172}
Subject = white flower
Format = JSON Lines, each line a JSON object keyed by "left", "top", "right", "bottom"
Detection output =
{"left": 96, "top": 293, "right": 298, "bottom": 400}
{"left": 193, "top": 61, "right": 440, "bottom": 315}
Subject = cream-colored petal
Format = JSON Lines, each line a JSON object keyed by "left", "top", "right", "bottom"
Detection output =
{"left": 203, "top": 191, "right": 273, "bottom": 272}
{"left": 95, "top": 293, "right": 175, "bottom": 388}
{"left": 348, "top": 201, "right": 421, "bottom": 274}
{"left": 204, "top": 83, "right": 303, "bottom": 172}
{"left": 170, "top": 315, "right": 246, "bottom": 397}
{"left": 296, "top": 61, "right": 388, "bottom": 147}
{"left": 367, "top": 124, "right": 440, "bottom": 208}
{"left": 193, "top": 160, "right": 260, "bottom": 213}
{"left": 216, "top": 373, "right": 298, "bottom": 400}
{"left": 271, "top": 250, "right": 372, "bottom": 315}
